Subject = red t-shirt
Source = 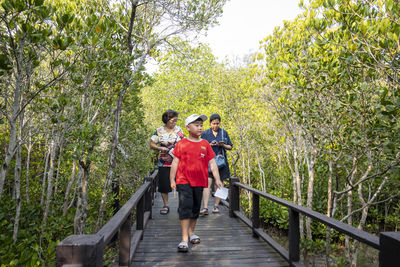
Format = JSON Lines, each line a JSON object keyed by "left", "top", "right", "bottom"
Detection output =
{"left": 172, "top": 138, "right": 216, "bottom": 187}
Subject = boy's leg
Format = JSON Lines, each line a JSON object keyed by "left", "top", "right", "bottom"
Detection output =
{"left": 180, "top": 219, "right": 190, "bottom": 243}
{"left": 190, "top": 187, "right": 203, "bottom": 236}
{"left": 177, "top": 185, "right": 203, "bottom": 241}
{"left": 177, "top": 184, "right": 195, "bottom": 242}
{"left": 188, "top": 218, "right": 197, "bottom": 237}
{"left": 179, "top": 218, "right": 199, "bottom": 248}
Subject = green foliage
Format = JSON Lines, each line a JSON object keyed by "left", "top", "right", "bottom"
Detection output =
{"left": 1, "top": 0, "right": 229, "bottom": 264}
{"left": 257, "top": 0, "right": 400, "bottom": 232}
{"left": 0, "top": 198, "right": 72, "bottom": 266}
{"left": 301, "top": 238, "right": 326, "bottom": 252}
{"left": 260, "top": 197, "right": 289, "bottom": 230}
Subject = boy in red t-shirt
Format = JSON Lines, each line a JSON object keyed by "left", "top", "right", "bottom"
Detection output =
{"left": 170, "top": 114, "right": 223, "bottom": 252}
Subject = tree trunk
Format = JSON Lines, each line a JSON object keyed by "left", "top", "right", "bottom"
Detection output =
{"left": 345, "top": 155, "right": 357, "bottom": 264}
{"left": 24, "top": 134, "right": 33, "bottom": 203}
{"left": 349, "top": 160, "right": 378, "bottom": 267}
{"left": 285, "top": 138, "right": 304, "bottom": 239}
{"left": 12, "top": 141, "right": 22, "bottom": 242}
{"left": 305, "top": 141, "right": 317, "bottom": 240}
{"left": 327, "top": 158, "right": 333, "bottom": 217}
{"left": 74, "top": 159, "right": 90, "bottom": 234}
{"left": 0, "top": 118, "right": 18, "bottom": 198}
{"left": 40, "top": 141, "right": 50, "bottom": 205}
{"left": 43, "top": 135, "right": 57, "bottom": 224}
{"left": 74, "top": 165, "right": 84, "bottom": 233}
{"left": 325, "top": 152, "right": 341, "bottom": 266}
{"left": 0, "top": 44, "right": 24, "bottom": 198}
{"left": 325, "top": 153, "right": 342, "bottom": 266}
{"left": 63, "top": 159, "right": 77, "bottom": 216}
{"left": 345, "top": 189, "right": 353, "bottom": 264}
{"left": 96, "top": 91, "right": 123, "bottom": 229}
{"left": 54, "top": 137, "right": 63, "bottom": 196}
{"left": 247, "top": 155, "right": 251, "bottom": 206}
{"left": 256, "top": 152, "right": 265, "bottom": 192}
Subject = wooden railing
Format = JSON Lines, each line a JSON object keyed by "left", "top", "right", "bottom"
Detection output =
{"left": 55, "top": 169, "right": 159, "bottom": 267}
{"left": 227, "top": 177, "right": 400, "bottom": 267}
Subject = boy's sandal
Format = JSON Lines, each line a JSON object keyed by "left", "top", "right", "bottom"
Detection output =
{"left": 200, "top": 208, "right": 208, "bottom": 215}
{"left": 189, "top": 235, "right": 201, "bottom": 244}
{"left": 177, "top": 241, "right": 189, "bottom": 252}
{"left": 160, "top": 206, "right": 169, "bottom": 215}
{"left": 212, "top": 206, "right": 220, "bottom": 213}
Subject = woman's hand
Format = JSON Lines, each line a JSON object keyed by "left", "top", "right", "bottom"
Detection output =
{"left": 160, "top": 147, "right": 169, "bottom": 152}
{"left": 210, "top": 140, "right": 217, "bottom": 146}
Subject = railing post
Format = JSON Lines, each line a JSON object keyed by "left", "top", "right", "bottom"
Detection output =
{"left": 379, "top": 231, "right": 400, "bottom": 267}
{"left": 229, "top": 177, "right": 240, "bottom": 217}
{"left": 252, "top": 192, "right": 260, "bottom": 238}
{"left": 56, "top": 234, "right": 104, "bottom": 267}
{"left": 119, "top": 213, "right": 132, "bottom": 267}
{"left": 136, "top": 195, "right": 145, "bottom": 233}
{"left": 144, "top": 176, "right": 153, "bottom": 219}
{"left": 288, "top": 208, "right": 300, "bottom": 265}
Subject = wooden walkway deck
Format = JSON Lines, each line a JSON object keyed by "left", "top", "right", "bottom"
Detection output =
{"left": 132, "top": 192, "right": 289, "bottom": 267}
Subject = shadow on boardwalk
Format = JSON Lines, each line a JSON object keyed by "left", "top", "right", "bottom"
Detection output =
{"left": 132, "top": 192, "right": 289, "bottom": 267}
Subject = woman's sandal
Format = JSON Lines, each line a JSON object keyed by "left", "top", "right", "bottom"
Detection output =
{"left": 212, "top": 206, "right": 220, "bottom": 213}
{"left": 177, "top": 241, "right": 189, "bottom": 252}
{"left": 160, "top": 206, "right": 169, "bottom": 215}
{"left": 200, "top": 208, "right": 208, "bottom": 215}
{"left": 189, "top": 234, "right": 201, "bottom": 244}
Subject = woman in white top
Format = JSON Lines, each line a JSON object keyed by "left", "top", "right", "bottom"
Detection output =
{"left": 150, "top": 109, "right": 184, "bottom": 214}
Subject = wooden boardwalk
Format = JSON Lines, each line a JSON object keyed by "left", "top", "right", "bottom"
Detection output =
{"left": 132, "top": 192, "right": 289, "bottom": 267}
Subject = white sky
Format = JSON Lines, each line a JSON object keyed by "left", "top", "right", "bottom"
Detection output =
{"left": 199, "top": 0, "right": 303, "bottom": 61}
{"left": 146, "top": 0, "right": 304, "bottom": 72}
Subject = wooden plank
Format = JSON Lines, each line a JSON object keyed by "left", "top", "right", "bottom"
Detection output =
{"left": 131, "top": 192, "right": 289, "bottom": 267}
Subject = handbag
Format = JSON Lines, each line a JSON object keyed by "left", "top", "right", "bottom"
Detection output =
{"left": 209, "top": 129, "right": 226, "bottom": 171}
{"left": 208, "top": 150, "right": 226, "bottom": 174}
{"left": 159, "top": 152, "right": 173, "bottom": 163}
{"left": 215, "top": 153, "right": 226, "bottom": 168}
{"left": 159, "top": 139, "right": 177, "bottom": 163}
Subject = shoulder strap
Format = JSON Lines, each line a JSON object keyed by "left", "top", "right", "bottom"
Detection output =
{"left": 220, "top": 128, "right": 225, "bottom": 157}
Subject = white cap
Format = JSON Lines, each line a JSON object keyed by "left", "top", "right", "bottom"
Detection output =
{"left": 185, "top": 114, "right": 208, "bottom": 127}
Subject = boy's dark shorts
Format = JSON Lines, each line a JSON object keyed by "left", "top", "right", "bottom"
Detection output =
{"left": 176, "top": 184, "right": 203, "bottom": 220}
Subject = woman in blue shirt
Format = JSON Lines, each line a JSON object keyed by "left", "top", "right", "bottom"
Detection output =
{"left": 200, "top": 113, "right": 233, "bottom": 214}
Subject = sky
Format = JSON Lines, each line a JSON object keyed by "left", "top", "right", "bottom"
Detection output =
{"left": 199, "top": 0, "right": 303, "bottom": 62}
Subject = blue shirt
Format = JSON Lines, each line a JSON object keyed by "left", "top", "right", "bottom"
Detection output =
{"left": 201, "top": 128, "right": 233, "bottom": 156}
{"left": 201, "top": 128, "right": 233, "bottom": 180}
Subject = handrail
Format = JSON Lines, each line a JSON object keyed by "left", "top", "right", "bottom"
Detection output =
{"left": 98, "top": 182, "right": 149, "bottom": 244}
{"left": 228, "top": 177, "right": 400, "bottom": 267}
{"left": 56, "top": 168, "right": 159, "bottom": 267}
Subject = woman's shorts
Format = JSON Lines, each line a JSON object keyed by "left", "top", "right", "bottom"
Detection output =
{"left": 158, "top": 167, "right": 172, "bottom": 193}
{"left": 177, "top": 184, "right": 203, "bottom": 220}
{"left": 209, "top": 165, "right": 229, "bottom": 181}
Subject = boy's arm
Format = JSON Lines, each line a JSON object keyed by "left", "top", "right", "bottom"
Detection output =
{"left": 209, "top": 158, "right": 223, "bottom": 188}
{"left": 170, "top": 157, "right": 179, "bottom": 190}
